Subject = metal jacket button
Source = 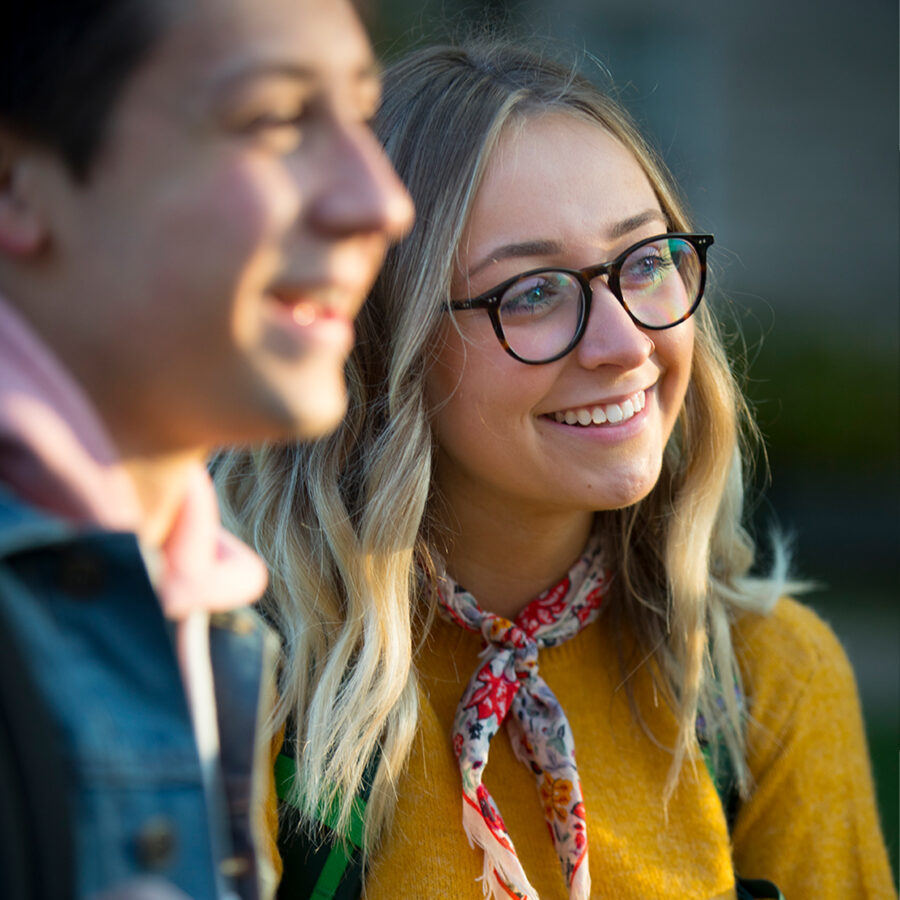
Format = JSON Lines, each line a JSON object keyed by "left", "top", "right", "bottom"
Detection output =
{"left": 135, "top": 817, "right": 177, "bottom": 871}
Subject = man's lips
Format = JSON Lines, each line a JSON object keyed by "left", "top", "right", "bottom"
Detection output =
{"left": 267, "top": 285, "right": 361, "bottom": 326}
{"left": 261, "top": 286, "right": 359, "bottom": 356}
{"left": 287, "top": 302, "right": 348, "bottom": 327}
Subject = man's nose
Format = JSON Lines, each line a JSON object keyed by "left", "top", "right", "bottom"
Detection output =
{"left": 308, "top": 118, "right": 414, "bottom": 242}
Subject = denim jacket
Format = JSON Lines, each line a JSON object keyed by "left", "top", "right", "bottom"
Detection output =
{"left": 0, "top": 485, "right": 277, "bottom": 900}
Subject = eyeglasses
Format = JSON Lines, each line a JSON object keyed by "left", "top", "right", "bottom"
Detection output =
{"left": 444, "top": 232, "right": 714, "bottom": 365}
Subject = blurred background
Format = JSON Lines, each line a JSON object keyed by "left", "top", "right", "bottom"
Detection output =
{"left": 365, "top": 0, "right": 899, "bottom": 879}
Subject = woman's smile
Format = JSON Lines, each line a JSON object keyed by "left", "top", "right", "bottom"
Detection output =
{"left": 546, "top": 387, "right": 648, "bottom": 426}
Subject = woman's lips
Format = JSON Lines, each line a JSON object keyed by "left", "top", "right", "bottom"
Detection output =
{"left": 548, "top": 388, "right": 648, "bottom": 427}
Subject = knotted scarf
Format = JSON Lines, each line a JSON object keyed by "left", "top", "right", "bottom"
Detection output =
{"left": 437, "top": 536, "right": 608, "bottom": 900}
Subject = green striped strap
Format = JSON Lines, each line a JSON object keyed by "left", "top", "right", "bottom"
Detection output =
{"left": 309, "top": 850, "right": 353, "bottom": 900}
{"left": 699, "top": 705, "right": 785, "bottom": 899}
{"left": 275, "top": 752, "right": 367, "bottom": 899}
{"left": 737, "top": 877, "right": 786, "bottom": 899}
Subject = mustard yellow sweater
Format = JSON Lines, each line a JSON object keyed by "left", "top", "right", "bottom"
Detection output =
{"left": 356, "top": 598, "right": 894, "bottom": 899}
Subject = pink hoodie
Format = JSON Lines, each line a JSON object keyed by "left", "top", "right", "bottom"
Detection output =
{"left": 0, "top": 292, "right": 272, "bottom": 858}
{"left": 0, "top": 293, "right": 268, "bottom": 617}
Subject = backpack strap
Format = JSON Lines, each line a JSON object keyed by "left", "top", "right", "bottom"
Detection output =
{"left": 736, "top": 878, "right": 786, "bottom": 899}
{"left": 273, "top": 745, "right": 374, "bottom": 900}
{"left": 699, "top": 698, "right": 786, "bottom": 900}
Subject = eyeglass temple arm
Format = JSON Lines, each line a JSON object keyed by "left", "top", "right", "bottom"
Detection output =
{"left": 443, "top": 298, "right": 489, "bottom": 311}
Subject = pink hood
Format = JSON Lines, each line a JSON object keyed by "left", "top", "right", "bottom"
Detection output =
{"left": 0, "top": 293, "right": 267, "bottom": 619}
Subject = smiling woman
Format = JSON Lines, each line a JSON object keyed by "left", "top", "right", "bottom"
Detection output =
{"left": 216, "top": 38, "right": 895, "bottom": 900}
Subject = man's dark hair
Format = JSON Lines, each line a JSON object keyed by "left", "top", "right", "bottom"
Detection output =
{"left": 0, "top": 2, "right": 174, "bottom": 179}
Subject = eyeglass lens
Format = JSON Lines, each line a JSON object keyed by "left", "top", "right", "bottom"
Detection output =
{"left": 497, "top": 236, "right": 702, "bottom": 363}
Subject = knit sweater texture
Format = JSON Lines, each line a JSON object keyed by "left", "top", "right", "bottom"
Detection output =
{"left": 357, "top": 597, "right": 894, "bottom": 899}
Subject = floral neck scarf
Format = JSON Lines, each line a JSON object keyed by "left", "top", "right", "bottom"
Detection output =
{"left": 437, "top": 536, "right": 608, "bottom": 900}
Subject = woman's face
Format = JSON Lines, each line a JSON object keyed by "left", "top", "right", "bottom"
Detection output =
{"left": 426, "top": 112, "right": 694, "bottom": 522}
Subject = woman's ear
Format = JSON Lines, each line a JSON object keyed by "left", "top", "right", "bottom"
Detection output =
{"left": 0, "top": 132, "right": 48, "bottom": 257}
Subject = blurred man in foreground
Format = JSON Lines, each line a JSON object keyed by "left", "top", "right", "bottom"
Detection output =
{"left": 0, "top": 1, "right": 412, "bottom": 897}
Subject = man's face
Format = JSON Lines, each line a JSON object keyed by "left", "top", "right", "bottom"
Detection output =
{"left": 26, "top": 0, "right": 412, "bottom": 453}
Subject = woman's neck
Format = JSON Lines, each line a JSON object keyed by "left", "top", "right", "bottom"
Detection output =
{"left": 438, "top": 495, "right": 594, "bottom": 620}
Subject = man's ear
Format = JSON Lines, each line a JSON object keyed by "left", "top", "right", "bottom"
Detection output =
{"left": 0, "top": 132, "right": 48, "bottom": 257}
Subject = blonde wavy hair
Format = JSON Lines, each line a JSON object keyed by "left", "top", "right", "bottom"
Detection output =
{"left": 215, "top": 39, "right": 786, "bottom": 851}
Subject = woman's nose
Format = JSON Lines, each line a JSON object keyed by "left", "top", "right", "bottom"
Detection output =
{"left": 573, "top": 279, "right": 653, "bottom": 371}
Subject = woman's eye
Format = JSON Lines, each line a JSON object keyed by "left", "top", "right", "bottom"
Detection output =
{"left": 623, "top": 252, "right": 673, "bottom": 284}
{"left": 500, "top": 277, "right": 566, "bottom": 317}
{"left": 500, "top": 282, "right": 554, "bottom": 315}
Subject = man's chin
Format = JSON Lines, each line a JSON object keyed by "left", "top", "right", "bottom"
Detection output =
{"left": 241, "top": 356, "right": 350, "bottom": 443}
{"left": 284, "top": 381, "right": 348, "bottom": 442}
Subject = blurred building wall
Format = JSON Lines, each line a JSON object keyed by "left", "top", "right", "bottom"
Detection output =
{"left": 521, "top": 0, "right": 898, "bottom": 340}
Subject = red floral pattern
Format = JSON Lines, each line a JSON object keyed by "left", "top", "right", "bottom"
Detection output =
{"left": 464, "top": 665, "right": 521, "bottom": 721}
{"left": 516, "top": 578, "right": 571, "bottom": 636}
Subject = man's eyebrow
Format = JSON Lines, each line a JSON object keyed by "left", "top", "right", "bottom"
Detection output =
{"left": 464, "top": 210, "right": 669, "bottom": 281}
{"left": 215, "top": 63, "right": 314, "bottom": 90}
{"left": 216, "top": 59, "right": 381, "bottom": 90}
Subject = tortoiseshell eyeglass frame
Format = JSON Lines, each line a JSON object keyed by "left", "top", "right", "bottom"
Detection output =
{"left": 442, "top": 232, "right": 714, "bottom": 365}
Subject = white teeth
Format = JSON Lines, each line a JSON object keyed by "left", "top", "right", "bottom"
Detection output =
{"left": 552, "top": 389, "right": 647, "bottom": 428}
{"left": 291, "top": 302, "right": 317, "bottom": 326}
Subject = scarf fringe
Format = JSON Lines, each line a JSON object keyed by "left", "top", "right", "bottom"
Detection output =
{"left": 569, "top": 848, "right": 591, "bottom": 900}
{"left": 462, "top": 794, "right": 539, "bottom": 900}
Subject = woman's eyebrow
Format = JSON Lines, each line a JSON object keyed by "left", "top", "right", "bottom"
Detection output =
{"left": 607, "top": 209, "right": 668, "bottom": 240}
{"left": 465, "top": 209, "right": 669, "bottom": 280}
{"left": 466, "top": 240, "right": 563, "bottom": 279}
